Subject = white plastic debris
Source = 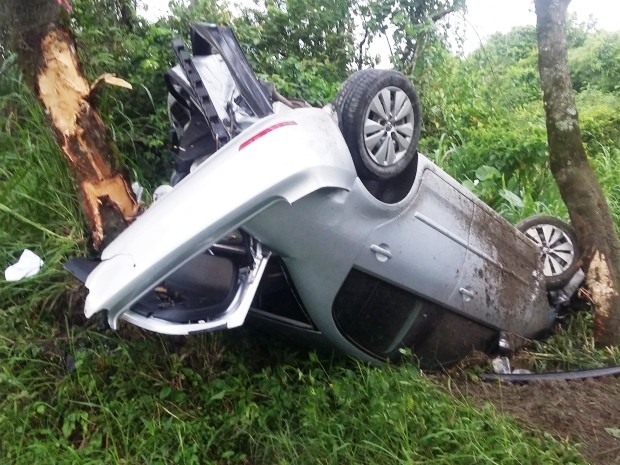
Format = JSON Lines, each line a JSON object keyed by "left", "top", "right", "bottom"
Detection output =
{"left": 153, "top": 185, "right": 173, "bottom": 202}
{"left": 4, "top": 249, "right": 44, "bottom": 282}
{"left": 132, "top": 181, "right": 144, "bottom": 203}
{"left": 491, "top": 356, "right": 512, "bottom": 374}
{"left": 491, "top": 356, "right": 532, "bottom": 375}
{"left": 511, "top": 368, "right": 532, "bottom": 375}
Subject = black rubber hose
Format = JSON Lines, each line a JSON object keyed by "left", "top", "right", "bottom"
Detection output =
{"left": 481, "top": 365, "right": 620, "bottom": 382}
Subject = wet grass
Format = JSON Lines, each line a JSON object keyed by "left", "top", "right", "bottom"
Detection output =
{"left": 0, "top": 319, "right": 588, "bottom": 465}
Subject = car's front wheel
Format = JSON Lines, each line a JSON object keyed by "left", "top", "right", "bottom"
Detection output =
{"left": 516, "top": 215, "right": 582, "bottom": 290}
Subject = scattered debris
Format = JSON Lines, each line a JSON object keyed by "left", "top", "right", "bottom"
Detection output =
{"left": 491, "top": 356, "right": 532, "bottom": 375}
{"left": 4, "top": 249, "right": 44, "bottom": 281}
{"left": 131, "top": 181, "right": 144, "bottom": 203}
{"left": 153, "top": 184, "right": 173, "bottom": 202}
{"left": 89, "top": 73, "right": 132, "bottom": 98}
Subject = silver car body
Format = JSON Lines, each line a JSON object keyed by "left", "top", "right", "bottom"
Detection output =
{"left": 82, "top": 105, "right": 553, "bottom": 363}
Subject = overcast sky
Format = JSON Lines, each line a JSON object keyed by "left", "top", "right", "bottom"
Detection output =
{"left": 464, "top": 0, "right": 620, "bottom": 53}
{"left": 139, "top": 0, "right": 620, "bottom": 55}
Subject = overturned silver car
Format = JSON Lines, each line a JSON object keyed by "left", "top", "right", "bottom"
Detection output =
{"left": 67, "top": 24, "right": 582, "bottom": 368}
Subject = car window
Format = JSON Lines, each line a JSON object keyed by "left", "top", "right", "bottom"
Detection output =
{"left": 332, "top": 269, "right": 435, "bottom": 357}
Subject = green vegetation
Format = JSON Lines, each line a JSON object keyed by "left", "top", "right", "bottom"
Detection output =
{"left": 528, "top": 312, "right": 620, "bottom": 372}
{"left": 3, "top": 0, "right": 620, "bottom": 463}
{"left": 0, "top": 325, "right": 586, "bottom": 464}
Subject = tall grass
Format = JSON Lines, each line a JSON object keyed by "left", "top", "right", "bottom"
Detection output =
{"left": 0, "top": 67, "right": 86, "bottom": 318}
{"left": 527, "top": 312, "right": 620, "bottom": 372}
{"left": 0, "top": 325, "right": 587, "bottom": 465}
{"left": 591, "top": 144, "right": 620, "bottom": 235}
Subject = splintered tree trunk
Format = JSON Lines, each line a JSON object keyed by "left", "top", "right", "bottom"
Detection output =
{"left": 535, "top": 0, "right": 620, "bottom": 346}
{"left": 5, "top": 0, "right": 138, "bottom": 251}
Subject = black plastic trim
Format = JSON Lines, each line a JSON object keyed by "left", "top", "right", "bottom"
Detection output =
{"left": 482, "top": 365, "right": 620, "bottom": 382}
{"left": 64, "top": 257, "right": 100, "bottom": 283}
{"left": 170, "top": 37, "right": 230, "bottom": 144}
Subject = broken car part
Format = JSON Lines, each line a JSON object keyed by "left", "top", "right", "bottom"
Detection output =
{"left": 66, "top": 24, "right": 583, "bottom": 369}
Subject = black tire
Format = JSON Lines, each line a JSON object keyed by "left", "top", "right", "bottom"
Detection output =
{"left": 516, "top": 215, "right": 582, "bottom": 290}
{"left": 333, "top": 69, "right": 382, "bottom": 133}
{"left": 334, "top": 70, "right": 422, "bottom": 180}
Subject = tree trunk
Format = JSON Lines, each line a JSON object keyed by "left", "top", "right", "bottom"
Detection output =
{"left": 4, "top": 0, "right": 138, "bottom": 252}
{"left": 534, "top": 0, "right": 620, "bottom": 346}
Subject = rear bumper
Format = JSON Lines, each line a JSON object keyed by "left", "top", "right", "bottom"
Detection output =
{"left": 82, "top": 108, "right": 356, "bottom": 330}
{"left": 120, "top": 245, "right": 270, "bottom": 335}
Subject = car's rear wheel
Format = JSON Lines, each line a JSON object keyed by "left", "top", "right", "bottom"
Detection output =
{"left": 335, "top": 70, "right": 422, "bottom": 180}
{"left": 516, "top": 215, "right": 581, "bottom": 289}
{"left": 333, "top": 69, "right": 381, "bottom": 131}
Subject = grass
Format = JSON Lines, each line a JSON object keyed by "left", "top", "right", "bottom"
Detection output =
{"left": 0, "top": 320, "right": 587, "bottom": 465}
{"left": 591, "top": 144, "right": 620, "bottom": 236}
{"left": 525, "top": 311, "right": 620, "bottom": 372}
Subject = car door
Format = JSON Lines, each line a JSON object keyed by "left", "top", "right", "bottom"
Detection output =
{"left": 356, "top": 167, "right": 474, "bottom": 311}
{"left": 456, "top": 202, "right": 553, "bottom": 335}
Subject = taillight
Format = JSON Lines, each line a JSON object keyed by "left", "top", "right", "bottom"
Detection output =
{"left": 239, "top": 121, "right": 297, "bottom": 150}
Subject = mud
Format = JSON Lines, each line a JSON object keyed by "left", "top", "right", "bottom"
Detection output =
{"left": 436, "top": 370, "right": 620, "bottom": 465}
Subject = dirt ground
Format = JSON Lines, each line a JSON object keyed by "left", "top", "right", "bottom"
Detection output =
{"left": 437, "top": 368, "right": 620, "bottom": 465}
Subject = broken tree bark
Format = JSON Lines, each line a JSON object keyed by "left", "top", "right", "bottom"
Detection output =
{"left": 4, "top": 0, "right": 138, "bottom": 251}
{"left": 534, "top": 0, "right": 620, "bottom": 346}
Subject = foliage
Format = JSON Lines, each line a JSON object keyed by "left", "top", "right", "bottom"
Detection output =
{"left": 165, "top": 0, "right": 232, "bottom": 37}
{"left": 576, "top": 88, "right": 620, "bottom": 153}
{"left": 0, "top": 65, "right": 86, "bottom": 316}
{"left": 417, "top": 28, "right": 555, "bottom": 221}
{"left": 527, "top": 312, "right": 620, "bottom": 372}
{"left": 570, "top": 31, "right": 620, "bottom": 93}
{"left": 0, "top": 317, "right": 587, "bottom": 464}
{"left": 68, "top": 0, "right": 182, "bottom": 185}
{"left": 231, "top": 0, "right": 466, "bottom": 104}
{"left": 233, "top": 0, "right": 355, "bottom": 105}
{"left": 389, "top": 0, "right": 465, "bottom": 73}
{"left": 353, "top": 0, "right": 466, "bottom": 73}
{"left": 418, "top": 20, "right": 620, "bottom": 227}
{"left": 589, "top": 145, "right": 620, "bottom": 236}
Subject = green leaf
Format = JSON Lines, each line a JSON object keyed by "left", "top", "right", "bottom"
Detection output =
{"left": 462, "top": 179, "right": 477, "bottom": 191}
{"left": 62, "top": 414, "right": 75, "bottom": 439}
{"left": 605, "top": 427, "right": 620, "bottom": 438}
{"left": 475, "top": 165, "right": 501, "bottom": 181}
{"left": 210, "top": 390, "right": 227, "bottom": 401}
{"left": 499, "top": 189, "right": 524, "bottom": 208}
{"left": 159, "top": 386, "right": 171, "bottom": 400}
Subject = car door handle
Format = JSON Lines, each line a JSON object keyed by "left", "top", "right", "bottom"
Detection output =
{"left": 370, "top": 243, "right": 392, "bottom": 262}
{"left": 459, "top": 287, "right": 475, "bottom": 299}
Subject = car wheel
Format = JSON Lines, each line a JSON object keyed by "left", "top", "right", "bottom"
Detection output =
{"left": 335, "top": 70, "right": 422, "bottom": 180}
{"left": 333, "top": 69, "right": 381, "bottom": 131}
{"left": 516, "top": 215, "right": 582, "bottom": 289}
